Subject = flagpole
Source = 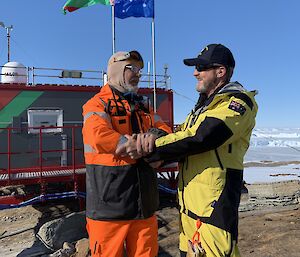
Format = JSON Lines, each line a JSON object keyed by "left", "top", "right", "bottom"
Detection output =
{"left": 111, "top": 4, "right": 115, "bottom": 54}
{"left": 151, "top": 18, "right": 157, "bottom": 113}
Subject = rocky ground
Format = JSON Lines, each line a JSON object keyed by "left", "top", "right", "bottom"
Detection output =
{"left": 0, "top": 180, "right": 299, "bottom": 257}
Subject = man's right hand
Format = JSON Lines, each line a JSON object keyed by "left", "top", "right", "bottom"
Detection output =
{"left": 115, "top": 134, "right": 132, "bottom": 157}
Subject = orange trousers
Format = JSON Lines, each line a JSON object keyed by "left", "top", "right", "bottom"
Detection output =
{"left": 86, "top": 215, "right": 158, "bottom": 257}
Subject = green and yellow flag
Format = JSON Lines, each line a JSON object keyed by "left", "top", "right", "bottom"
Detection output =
{"left": 63, "top": 0, "right": 111, "bottom": 13}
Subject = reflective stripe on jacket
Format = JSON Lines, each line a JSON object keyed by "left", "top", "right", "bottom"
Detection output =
{"left": 147, "top": 82, "right": 258, "bottom": 239}
{"left": 82, "top": 84, "right": 171, "bottom": 220}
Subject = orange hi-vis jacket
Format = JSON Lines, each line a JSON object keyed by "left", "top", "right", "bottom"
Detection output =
{"left": 82, "top": 84, "right": 171, "bottom": 220}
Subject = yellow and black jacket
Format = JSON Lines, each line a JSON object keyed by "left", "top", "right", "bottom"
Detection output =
{"left": 82, "top": 84, "right": 171, "bottom": 220}
{"left": 147, "top": 82, "right": 258, "bottom": 239}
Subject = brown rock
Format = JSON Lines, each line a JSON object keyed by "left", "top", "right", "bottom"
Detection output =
{"left": 74, "top": 238, "right": 90, "bottom": 257}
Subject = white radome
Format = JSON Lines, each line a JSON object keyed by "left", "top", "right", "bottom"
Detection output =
{"left": 1, "top": 61, "right": 27, "bottom": 84}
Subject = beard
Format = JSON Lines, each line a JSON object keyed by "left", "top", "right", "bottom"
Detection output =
{"left": 196, "top": 76, "right": 218, "bottom": 94}
{"left": 123, "top": 83, "right": 139, "bottom": 93}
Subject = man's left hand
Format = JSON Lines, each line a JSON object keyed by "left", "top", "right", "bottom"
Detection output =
{"left": 136, "top": 132, "right": 157, "bottom": 157}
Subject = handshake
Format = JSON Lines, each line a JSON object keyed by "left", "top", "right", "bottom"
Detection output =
{"left": 115, "top": 132, "right": 162, "bottom": 168}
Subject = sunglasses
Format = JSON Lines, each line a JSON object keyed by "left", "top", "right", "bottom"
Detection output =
{"left": 125, "top": 64, "right": 142, "bottom": 74}
{"left": 195, "top": 64, "right": 222, "bottom": 72}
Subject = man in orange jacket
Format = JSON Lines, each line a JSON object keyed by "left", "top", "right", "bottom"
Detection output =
{"left": 82, "top": 50, "right": 171, "bottom": 257}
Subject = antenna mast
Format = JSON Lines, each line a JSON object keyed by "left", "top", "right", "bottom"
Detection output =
{"left": 0, "top": 22, "right": 13, "bottom": 62}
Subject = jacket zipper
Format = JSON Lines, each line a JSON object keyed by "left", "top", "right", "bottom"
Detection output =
{"left": 228, "top": 143, "right": 232, "bottom": 153}
{"left": 180, "top": 160, "right": 186, "bottom": 213}
{"left": 181, "top": 111, "right": 193, "bottom": 214}
{"left": 214, "top": 149, "right": 224, "bottom": 170}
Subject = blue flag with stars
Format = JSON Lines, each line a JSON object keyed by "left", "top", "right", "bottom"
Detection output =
{"left": 114, "top": 0, "right": 154, "bottom": 19}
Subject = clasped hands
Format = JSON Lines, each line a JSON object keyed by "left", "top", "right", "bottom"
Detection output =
{"left": 115, "top": 133, "right": 162, "bottom": 168}
{"left": 116, "top": 132, "right": 157, "bottom": 159}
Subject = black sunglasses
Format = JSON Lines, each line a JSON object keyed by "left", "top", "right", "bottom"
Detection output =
{"left": 195, "top": 64, "right": 222, "bottom": 72}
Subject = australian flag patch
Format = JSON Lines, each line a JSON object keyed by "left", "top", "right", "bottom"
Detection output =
{"left": 228, "top": 100, "right": 246, "bottom": 115}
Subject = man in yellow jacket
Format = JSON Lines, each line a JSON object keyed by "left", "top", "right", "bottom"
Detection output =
{"left": 129, "top": 44, "right": 258, "bottom": 257}
{"left": 82, "top": 50, "right": 171, "bottom": 257}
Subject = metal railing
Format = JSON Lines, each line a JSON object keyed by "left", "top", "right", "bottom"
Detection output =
{"left": 0, "top": 125, "right": 85, "bottom": 186}
{"left": 0, "top": 65, "right": 171, "bottom": 88}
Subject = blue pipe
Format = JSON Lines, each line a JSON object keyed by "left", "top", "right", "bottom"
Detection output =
{"left": 0, "top": 185, "right": 176, "bottom": 210}
{"left": 158, "top": 184, "right": 177, "bottom": 195}
{"left": 0, "top": 191, "right": 86, "bottom": 210}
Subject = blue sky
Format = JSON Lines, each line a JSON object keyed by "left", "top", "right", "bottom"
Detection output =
{"left": 1, "top": 0, "right": 300, "bottom": 128}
